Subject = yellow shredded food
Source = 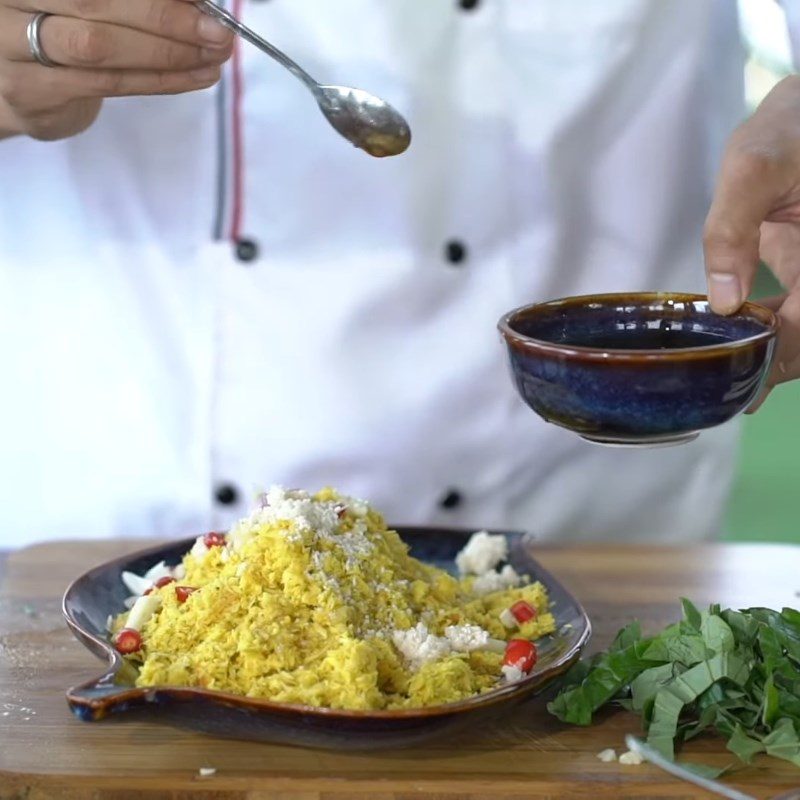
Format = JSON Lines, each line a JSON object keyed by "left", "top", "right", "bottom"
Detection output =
{"left": 115, "top": 488, "right": 555, "bottom": 710}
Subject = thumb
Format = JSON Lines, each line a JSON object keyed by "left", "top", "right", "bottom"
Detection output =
{"left": 703, "top": 146, "right": 782, "bottom": 314}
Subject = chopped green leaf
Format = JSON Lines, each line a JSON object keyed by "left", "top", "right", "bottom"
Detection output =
{"left": 726, "top": 725, "right": 765, "bottom": 764}
{"left": 647, "top": 689, "right": 684, "bottom": 760}
{"left": 611, "top": 620, "right": 642, "bottom": 652}
{"left": 782, "top": 608, "right": 800, "bottom": 633}
{"left": 700, "top": 613, "right": 734, "bottom": 656}
{"left": 680, "top": 761, "right": 732, "bottom": 780}
{"left": 642, "top": 628, "right": 708, "bottom": 666}
{"left": 757, "top": 626, "right": 793, "bottom": 680}
{"left": 681, "top": 598, "right": 702, "bottom": 630}
{"left": 546, "top": 639, "right": 655, "bottom": 725}
{"left": 630, "top": 663, "right": 676, "bottom": 713}
{"left": 721, "top": 609, "right": 759, "bottom": 646}
{"left": 747, "top": 609, "right": 800, "bottom": 665}
{"left": 555, "top": 657, "right": 592, "bottom": 693}
{"left": 763, "top": 718, "right": 800, "bottom": 767}
{"left": 776, "top": 685, "right": 800, "bottom": 724}
{"left": 548, "top": 601, "right": 800, "bottom": 777}
{"left": 762, "top": 674, "right": 780, "bottom": 728}
{"left": 645, "top": 654, "right": 749, "bottom": 760}
{"left": 670, "top": 653, "right": 749, "bottom": 704}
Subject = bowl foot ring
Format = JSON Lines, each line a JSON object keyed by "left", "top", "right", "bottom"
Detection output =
{"left": 579, "top": 431, "right": 701, "bottom": 448}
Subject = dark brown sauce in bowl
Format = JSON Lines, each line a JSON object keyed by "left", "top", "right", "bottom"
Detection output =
{"left": 559, "top": 328, "right": 734, "bottom": 351}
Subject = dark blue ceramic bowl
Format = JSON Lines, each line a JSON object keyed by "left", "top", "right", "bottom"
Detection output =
{"left": 63, "top": 527, "right": 591, "bottom": 750}
{"left": 498, "top": 293, "right": 777, "bottom": 446}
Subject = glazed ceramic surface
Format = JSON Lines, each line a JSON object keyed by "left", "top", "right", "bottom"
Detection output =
{"left": 64, "top": 527, "right": 591, "bottom": 750}
{"left": 498, "top": 293, "right": 777, "bottom": 446}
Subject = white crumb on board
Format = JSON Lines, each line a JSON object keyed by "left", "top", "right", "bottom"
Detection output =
{"left": 596, "top": 748, "right": 617, "bottom": 762}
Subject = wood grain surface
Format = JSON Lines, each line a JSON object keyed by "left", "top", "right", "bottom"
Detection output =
{"left": 1, "top": 539, "right": 799, "bottom": 800}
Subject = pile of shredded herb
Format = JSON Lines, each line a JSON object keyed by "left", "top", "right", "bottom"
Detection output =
{"left": 548, "top": 600, "right": 800, "bottom": 773}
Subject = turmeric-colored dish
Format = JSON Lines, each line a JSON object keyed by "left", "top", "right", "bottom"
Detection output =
{"left": 111, "top": 487, "right": 556, "bottom": 711}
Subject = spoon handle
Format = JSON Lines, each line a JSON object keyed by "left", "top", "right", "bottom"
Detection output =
{"left": 195, "top": 0, "right": 319, "bottom": 92}
{"left": 624, "top": 736, "right": 756, "bottom": 800}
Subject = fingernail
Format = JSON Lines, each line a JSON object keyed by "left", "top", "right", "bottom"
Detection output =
{"left": 708, "top": 273, "right": 742, "bottom": 314}
{"left": 198, "top": 16, "right": 231, "bottom": 44}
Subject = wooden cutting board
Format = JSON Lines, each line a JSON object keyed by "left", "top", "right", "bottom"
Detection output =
{"left": 1, "top": 539, "right": 799, "bottom": 800}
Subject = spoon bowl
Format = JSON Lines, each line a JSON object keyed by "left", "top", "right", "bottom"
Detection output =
{"left": 316, "top": 86, "right": 411, "bottom": 158}
{"left": 196, "top": 0, "right": 411, "bottom": 158}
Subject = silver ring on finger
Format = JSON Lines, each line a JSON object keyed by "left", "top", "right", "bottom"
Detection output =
{"left": 27, "top": 13, "right": 59, "bottom": 68}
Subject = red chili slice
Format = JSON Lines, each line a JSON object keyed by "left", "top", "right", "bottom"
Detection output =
{"left": 175, "top": 586, "right": 198, "bottom": 604}
{"left": 144, "top": 576, "right": 176, "bottom": 596}
{"left": 510, "top": 600, "right": 537, "bottom": 623}
{"left": 114, "top": 628, "right": 143, "bottom": 655}
{"left": 203, "top": 532, "right": 226, "bottom": 548}
{"left": 503, "top": 639, "right": 537, "bottom": 673}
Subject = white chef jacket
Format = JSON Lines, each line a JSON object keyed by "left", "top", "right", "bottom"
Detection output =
{"left": 0, "top": 1, "right": 790, "bottom": 547}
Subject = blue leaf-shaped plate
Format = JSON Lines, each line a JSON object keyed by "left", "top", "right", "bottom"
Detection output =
{"left": 63, "top": 527, "right": 591, "bottom": 750}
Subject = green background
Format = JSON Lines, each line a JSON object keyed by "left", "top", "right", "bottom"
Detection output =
{"left": 728, "top": 2, "right": 799, "bottom": 543}
{"left": 723, "top": 267, "right": 798, "bottom": 543}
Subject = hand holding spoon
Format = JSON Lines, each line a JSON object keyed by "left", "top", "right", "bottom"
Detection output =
{"left": 196, "top": 0, "right": 412, "bottom": 158}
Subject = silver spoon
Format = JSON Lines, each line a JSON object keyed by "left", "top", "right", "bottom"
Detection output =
{"left": 195, "top": 0, "right": 411, "bottom": 158}
{"left": 625, "top": 735, "right": 800, "bottom": 800}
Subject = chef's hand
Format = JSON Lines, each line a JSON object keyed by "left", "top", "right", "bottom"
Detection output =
{"left": 704, "top": 75, "right": 800, "bottom": 406}
{"left": 0, "top": 0, "right": 233, "bottom": 141}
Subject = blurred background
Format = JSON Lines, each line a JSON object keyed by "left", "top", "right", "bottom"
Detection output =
{"left": 726, "top": 0, "right": 797, "bottom": 543}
